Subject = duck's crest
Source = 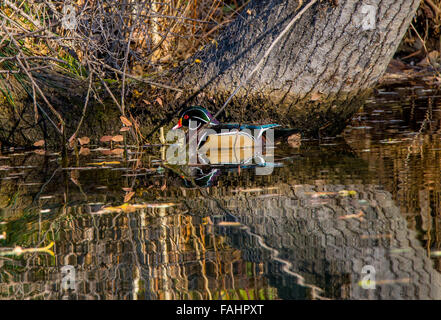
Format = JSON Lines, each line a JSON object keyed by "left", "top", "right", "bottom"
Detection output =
{"left": 187, "top": 106, "right": 220, "bottom": 125}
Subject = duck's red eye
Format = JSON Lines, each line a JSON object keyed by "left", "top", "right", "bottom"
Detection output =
{"left": 184, "top": 115, "right": 189, "bottom": 120}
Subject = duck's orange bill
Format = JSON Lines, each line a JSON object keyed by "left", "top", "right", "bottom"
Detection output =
{"left": 172, "top": 118, "right": 182, "bottom": 130}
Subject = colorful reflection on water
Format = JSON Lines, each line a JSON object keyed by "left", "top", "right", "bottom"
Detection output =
{"left": 0, "top": 82, "right": 441, "bottom": 299}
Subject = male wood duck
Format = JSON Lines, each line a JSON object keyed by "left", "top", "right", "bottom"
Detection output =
{"left": 172, "top": 106, "right": 299, "bottom": 165}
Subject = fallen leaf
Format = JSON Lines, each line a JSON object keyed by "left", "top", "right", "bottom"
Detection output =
{"left": 0, "top": 241, "right": 54, "bottom": 257}
{"left": 100, "top": 149, "right": 114, "bottom": 155}
{"left": 111, "top": 135, "right": 124, "bottom": 142}
{"left": 111, "top": 148, "right": 124, "bottom": 155}
{"left": 68, "top": 136, "right": 77, "bottom": 148}
{"left": 124, "top": 191, "right": 135, "bottom": 202}
{"left": 99, "top": 203, "right": 138, "bottom": 213}
{"left": 155, "top": 97, "right": 163, "bottom": 106}
{"left": 143, "top": 99, "right": 151, "bottom": 105}
{"left": 287, "top": 133, "right": 301, "bottom": 148}
{"left": 122, "top": 187, "right": 132, "bottom": 192}
{"left": 338, "top": 190, "right": 357, "bottom": 197}
{"left": 78, "top": 136, "right": 90, "bottom": 145}
{"left": 120, "top": 127, "right": 130, "bottom": 132}
{"left": 79, "top": 147, "right": 90, "bottom": 156}
{"left": 70, "top": 170, "right": 80, "bottom": 186}
{"left": 96, "top": 202, "right": 178, "bottom": 214}
{"left": 120, "top": 116, "right": 132, "bottom": 127}
{"left": 87, "top": 161, "right": 120, "bottom": 166}
{"left": 132, "top": 89, "right": 142, "bottom": 98}
{"left": 34, "top": 140, "right": 45, "bottom": 147}
{"left": 100, "top": 136, "right": 113, "bottom": 143}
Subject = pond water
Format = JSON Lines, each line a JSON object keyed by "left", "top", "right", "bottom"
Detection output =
{"left": 0, "top": 82, "right": 441, "bottom": 300}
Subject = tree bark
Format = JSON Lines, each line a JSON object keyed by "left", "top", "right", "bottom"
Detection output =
{"left": 174, "top": 0, "right": 420, "bottom": 136}
{"left": 0, "top": 0, "right": 421, "bottom": 146}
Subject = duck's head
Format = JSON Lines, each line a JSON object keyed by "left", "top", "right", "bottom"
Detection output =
{"left": 172, "top": 106, "right": 219, "bottom": 130}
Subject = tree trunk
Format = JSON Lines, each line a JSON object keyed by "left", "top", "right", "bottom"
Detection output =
{"left": 174, "top": 0, "right": 419, "bottom": 136}
{"left": 0, "top": 0, "right": 421, "bottom": 146}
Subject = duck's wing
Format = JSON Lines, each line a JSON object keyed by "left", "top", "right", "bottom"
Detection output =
{"left": 206, "top": 123, "right": 282, "bottom": 141}
{"left": 207, "top": 123, "right": 300, "bottom": 142}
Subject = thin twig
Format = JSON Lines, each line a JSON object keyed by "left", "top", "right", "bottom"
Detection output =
{"left": 68, "top": 70, "right": 93, "bottom": 144}
{"left": 1, "top": 24, "right": 64, "bottom": 134}
{"left": 97, "top": 62, "right": 184, "bottom": 92}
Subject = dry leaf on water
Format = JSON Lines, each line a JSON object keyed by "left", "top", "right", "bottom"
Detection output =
{"left": 100, "top": 136, "right": 113, "bottom": 143}
{"left": 70, "top": 170, "right": 80, "bottom": 186}
{"left": 100, "top": 149, "right": 113, "bottom": 155}
{"left": 87, "top": 161, "right": 120, "bottom": 166}
{"left": 287, "top": 133, "right": 301, "bottom": 148}
{"left": 111, "top": 135, "right": 124, "bottom": 142}
{"left": 100, "top": 145, "right": 125, "bottom": 154}
{"left": 79, "top": 147, "right": 90, "bottom": 156}
{"left": 120, "top": 116, "right": 132, "bottom": 127}
{"left": 33, "top": 140, "right": 45, "bottom": 147}
{"left": 68, "top": 137, "right": 77, "bottom": 148}
{"left": 338, "top": 190, "right": 357, "bottom": 197}
{"left": 95, "top": 202, "right": 178, "bottom": 214}
{"left": 124, "top": 191, "right": 135, "bottom": 202}
{"left": 111, "top": 148, "right": 124, "bottom": 155}
{"left": 78, "top": 136, "right": 90, "bottom": 145}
